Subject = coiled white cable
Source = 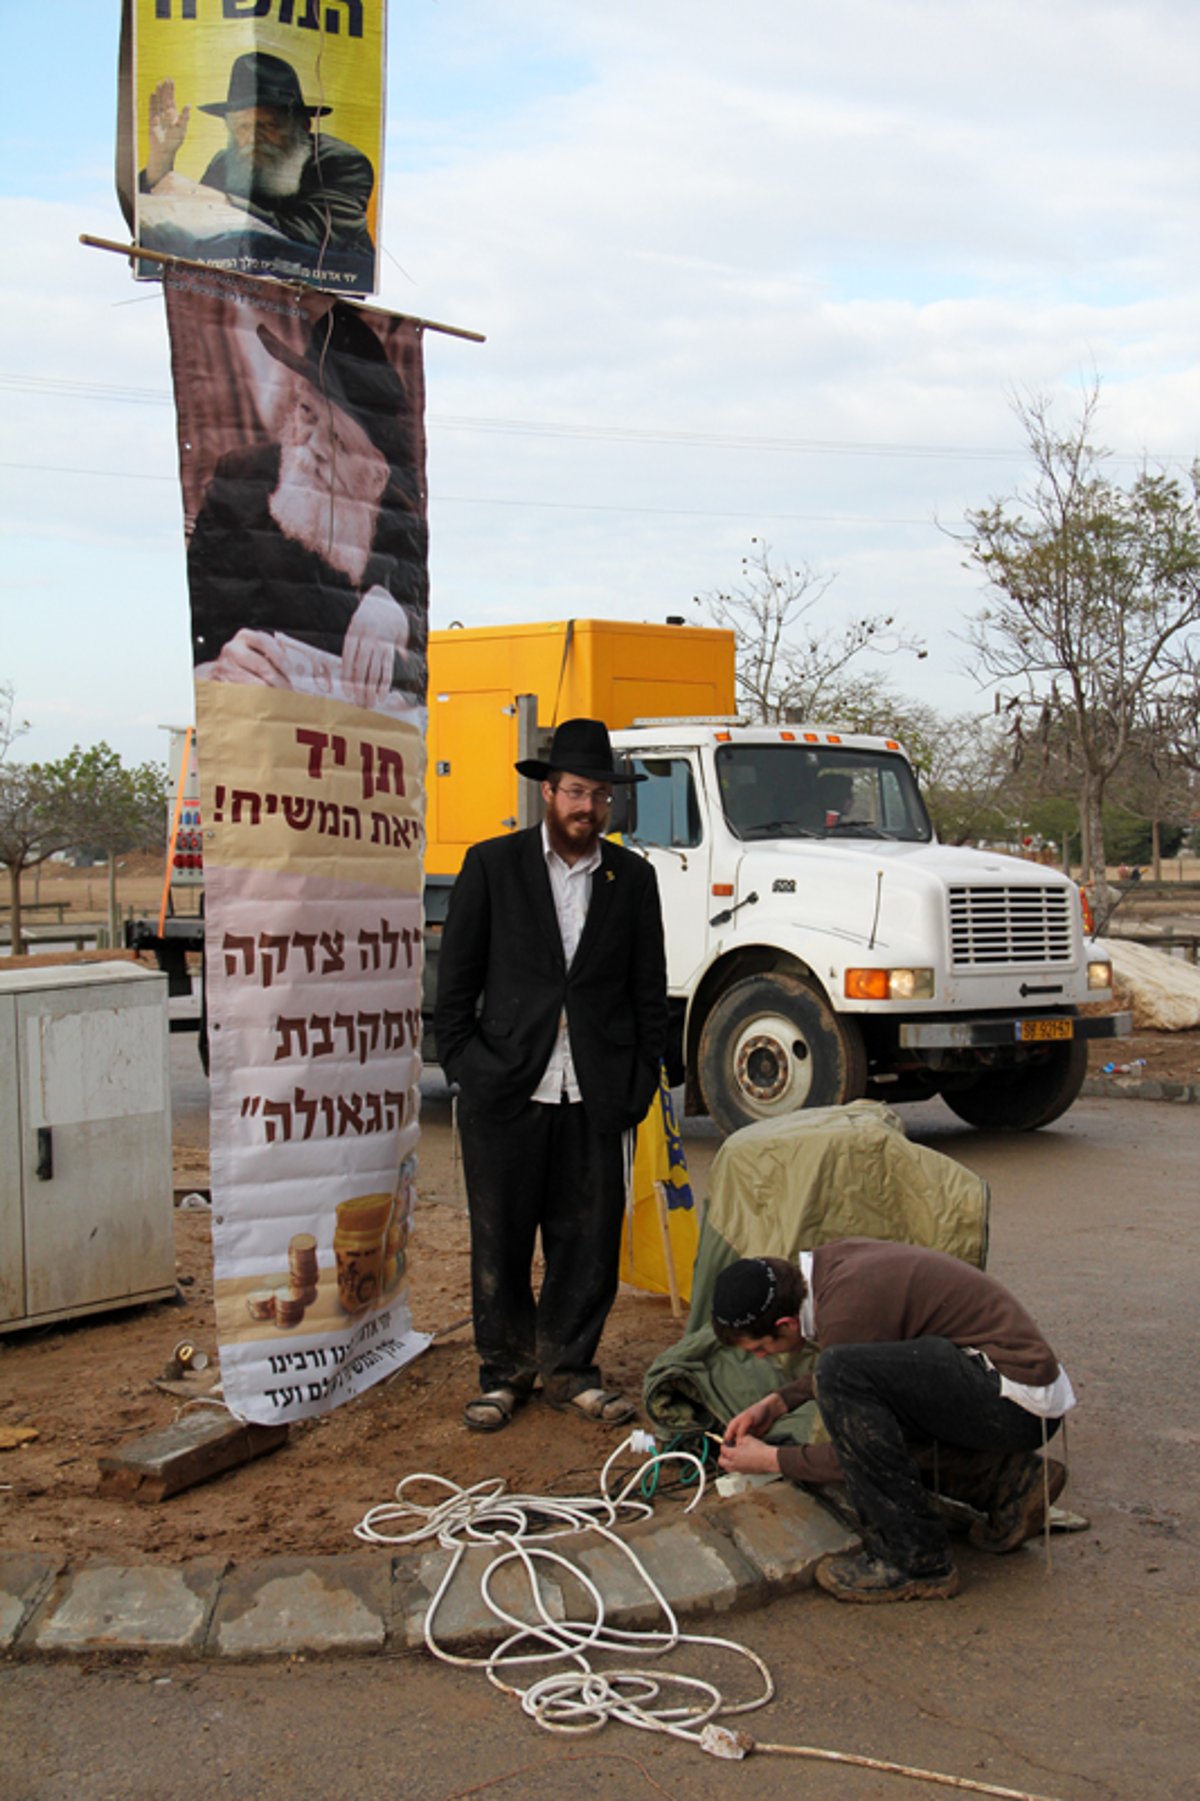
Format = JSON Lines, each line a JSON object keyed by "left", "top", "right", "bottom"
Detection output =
{"left": 354, "top": 1432, "right": 774, "bottom": 1745}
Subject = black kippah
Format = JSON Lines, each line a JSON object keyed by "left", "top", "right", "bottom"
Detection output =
{"left": 712, "top": 1258, "right": 777, "bottom": 1331}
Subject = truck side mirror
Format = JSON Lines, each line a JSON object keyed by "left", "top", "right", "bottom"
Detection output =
{"left": 609, "top": 776, "right": 634, "bottom": 835}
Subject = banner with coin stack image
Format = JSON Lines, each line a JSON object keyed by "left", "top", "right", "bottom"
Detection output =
{"left": 164, "top": 263, "right": 430, "bottom": 1423}
{"left": 118, "top": 0, "right": 386, "bottom": 297}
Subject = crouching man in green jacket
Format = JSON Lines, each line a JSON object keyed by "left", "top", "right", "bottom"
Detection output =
{"left": 714, "top": 1240, "right": 1072, "bottom": 1603}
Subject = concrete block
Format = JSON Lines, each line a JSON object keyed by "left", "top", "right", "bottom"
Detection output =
{"left": 394, "top": 1542, "right": 569, "bottom": 1653}
{"left": 0, "top": 1554, "right": 60, "bottom": 1650}
{"left": 704, "top": 1485, "right": 859, "bottom": 1589}
{"left": 98, "top": 1412, "right": 288, "bottom": 1502}
{"left": 29, "top": 1560, "right": 224, "bottom": 1654}
{"left": 208, "top": 1555, "right": 389, "bottom": 1657}
{"left": 569, "top": 1514, "right": 763, "bottom": 1628}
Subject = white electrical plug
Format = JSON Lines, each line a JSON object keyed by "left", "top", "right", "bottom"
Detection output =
{"left": 628, "top": 1428, "right": 657, "bottom": 1456}
{"left": 699, "top": 1723, "right": 754, "bottom": 1759}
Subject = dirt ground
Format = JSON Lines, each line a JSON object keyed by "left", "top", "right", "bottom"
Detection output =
{"left": 1, "top": 854, "right": 1197, "bottom": 1569}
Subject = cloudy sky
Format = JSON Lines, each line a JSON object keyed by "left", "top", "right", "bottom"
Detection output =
{"left": 2, "top": 0, "right": 1197, "bottom": 767}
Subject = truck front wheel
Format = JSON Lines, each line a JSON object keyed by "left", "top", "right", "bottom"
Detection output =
{"left": 939, "top": 1038, "right": 1088, "bottom": 1131}
{"left": 697, "top": 973, "right": 867, "bottom": 1137}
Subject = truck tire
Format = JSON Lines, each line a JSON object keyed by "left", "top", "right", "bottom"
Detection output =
{"left": 696, "top": 973, "right": 867, "bottom": 1137}
{"left": 939, "top": 1038, "right": 1088, "bottom": 1131}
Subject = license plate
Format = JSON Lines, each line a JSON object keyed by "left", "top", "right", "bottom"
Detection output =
{"left": 1019, "top": 1018, "right": 1074, "bottom": 1043}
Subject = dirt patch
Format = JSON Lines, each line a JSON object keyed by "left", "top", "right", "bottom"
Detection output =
{"left": 1085, "top": 1022, "right": 1200, "bottom": 1087}
{"left": 0, "top": 1124, "right": 699, "bottom": 1567}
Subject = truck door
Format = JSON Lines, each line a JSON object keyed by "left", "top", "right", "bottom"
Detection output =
{"left": 620, "top": 756, "right": 710, "bottom": 991}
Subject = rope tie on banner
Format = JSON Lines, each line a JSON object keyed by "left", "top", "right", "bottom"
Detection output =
{"left": 354, "top": 1438, "right": 1070, "bottom": 1799}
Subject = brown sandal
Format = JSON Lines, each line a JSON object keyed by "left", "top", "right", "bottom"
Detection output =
{"left": 463, "top": 1388, "right": 522, "bottom": 1432}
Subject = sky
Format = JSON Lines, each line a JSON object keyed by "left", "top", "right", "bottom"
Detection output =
{"left": 2, "top": 0, "right": 1198, "bottom": 769}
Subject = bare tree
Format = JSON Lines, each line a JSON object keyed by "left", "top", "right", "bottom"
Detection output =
{"left": 693, "top": 539, "right": 925, "bottom": 723}
{"left": 961, "top": 384, "right": 1200, "bottom": 905}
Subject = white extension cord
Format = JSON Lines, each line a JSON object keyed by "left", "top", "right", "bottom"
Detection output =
{"left": 354, "top": 1433, "right": 1069, "bottom": 1800}
{"left": 355, "top": 1430, "right": 774, "bottom": 1748}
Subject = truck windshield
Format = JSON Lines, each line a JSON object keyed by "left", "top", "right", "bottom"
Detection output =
{"left": 715, "top": 743, "right": 932, "bottom": 843}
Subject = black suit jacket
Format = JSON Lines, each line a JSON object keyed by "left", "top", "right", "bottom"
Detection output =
{"left": 433, "top": 826, "right": 667, "bottom": 1134}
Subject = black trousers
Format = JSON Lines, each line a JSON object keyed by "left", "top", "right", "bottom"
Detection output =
{"left": 457, "top": 1095, "right": 626, "bottom": 1399}
{"left": 814, "top": 1337, "right": 1061, "bottom": 1574}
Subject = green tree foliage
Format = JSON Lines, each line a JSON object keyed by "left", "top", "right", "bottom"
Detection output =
{"left": 0, "top": 696, "right": 168, "bottom": 955}
{"left": 0, "top": 685, "right": 78, "bottom": 954}
{"left": 55, "top": 744, "right": 169, "bottom": 948}
{"left": 961, "top": 384, "right": 1200, "bottom": 903}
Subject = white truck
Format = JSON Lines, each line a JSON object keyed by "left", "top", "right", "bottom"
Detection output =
{"left": 601, "top": 719, "right": 1128, "bottom": 1133}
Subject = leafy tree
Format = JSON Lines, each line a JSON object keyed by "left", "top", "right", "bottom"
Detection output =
{"left": 960, "top": 384, "right": 1200, "bottom": 906}
{"left": 56, "top": 744, "right": 169, "bottom": 948}
{"left": 693, "top": 538, "right": 926, "bottom": 723}
{"left": 0, "top": 687, "right": 77, "bottom": 955}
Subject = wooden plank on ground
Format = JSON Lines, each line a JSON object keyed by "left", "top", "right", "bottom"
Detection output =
{"left": 97, "top": 1410, "right": 288, "bottom": 1503}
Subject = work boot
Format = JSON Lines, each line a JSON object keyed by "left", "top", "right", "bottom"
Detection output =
{"left": 969, "top": 1454, "right": 1067, "bottom": 1554}
{"left": 815, "top": 1551, "right": 960, "bottom": 1604}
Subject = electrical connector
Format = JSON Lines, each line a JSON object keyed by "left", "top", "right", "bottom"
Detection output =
{"left": 699, "top": 1723, "right": 755, "bottom": 1759}
{"left": 628, "top": 1428, "right": 657, "bottom": 1456}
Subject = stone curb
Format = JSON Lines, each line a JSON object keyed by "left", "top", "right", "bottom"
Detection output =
{"left": 1081, "top": 1075, "right": 1199, "bottom": 1104}
{"left": 0, "top": 1484, "right": 857, "bottom": 1663}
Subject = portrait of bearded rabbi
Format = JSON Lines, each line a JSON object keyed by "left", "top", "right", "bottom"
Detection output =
{"left": 189, "top": 302, "right": 427, "bottom": 714}
{"left": 140, "top": 50, "right": 375, "bottom": 270}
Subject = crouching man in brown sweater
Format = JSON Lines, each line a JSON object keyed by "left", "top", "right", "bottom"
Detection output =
{"left": 714, "top": 1240, "right": 1072, "bottom": 1603}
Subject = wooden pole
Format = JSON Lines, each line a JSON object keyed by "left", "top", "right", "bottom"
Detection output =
{"left": 159, "top": 725, "right": 192, "bottom": 939}
{"left": 78, "top": 235, "right": 487, "bottom": 343}
{"left": 654, "top": 1181, "right": 683, "bottom": 1320}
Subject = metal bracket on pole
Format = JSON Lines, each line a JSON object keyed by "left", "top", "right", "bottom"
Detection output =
{"left": 516, "top": 695, "right": 550, "bottom": 831}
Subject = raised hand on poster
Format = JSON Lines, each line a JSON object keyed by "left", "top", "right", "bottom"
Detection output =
{"left": 145, "top": 79, "right": 192, "bottom": 188}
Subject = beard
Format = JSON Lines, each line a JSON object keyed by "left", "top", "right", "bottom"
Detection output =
{"left": 223, "top": 124, "right": 312, "bottom": 200}
{"left": 544, "top": 802, "right": 602, "bottom": 862}
{"left": 269, "top": 439, "right": 383, "bottom": 586}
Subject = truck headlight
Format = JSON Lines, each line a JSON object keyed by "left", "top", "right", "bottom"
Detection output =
{"left": 845, "top": 968, "right": 935, "bottom": 1001}
{"left": 1087, "top": 960, "right": 1113, "bottom": 991}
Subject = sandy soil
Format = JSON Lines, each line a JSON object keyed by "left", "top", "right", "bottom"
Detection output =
{"left": 0, "top": 1115, "right": 707, "bottom": 1566}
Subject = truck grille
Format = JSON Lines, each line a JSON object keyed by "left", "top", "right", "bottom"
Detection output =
{"left": 948, "top": 886, "right": 1074, "bottom": 968}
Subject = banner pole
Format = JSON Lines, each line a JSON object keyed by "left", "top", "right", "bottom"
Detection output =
{"left": 654, "top": 1181, "right": 683, "bottom": 1320}
{"left": 158, "top": 724, "right": 193, "bottom": 938}
{"left": 78, "top": 235, "right": 487, "bottom": 343}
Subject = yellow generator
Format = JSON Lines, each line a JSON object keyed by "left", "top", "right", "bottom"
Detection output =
{"left": 425, "top": 618, "right": 735, "bottom": 877}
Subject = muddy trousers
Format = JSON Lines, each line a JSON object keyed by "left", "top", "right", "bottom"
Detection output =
{"left": 814, "top": 1338, "right": 1061, "bottom": 1575}
{"left": 458, "top": 1094, "right": 626, "bottom": 1400}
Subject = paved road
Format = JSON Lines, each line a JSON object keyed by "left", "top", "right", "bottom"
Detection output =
{"left": 5, "top": 1096, "right": 1197, "bottom": 1800}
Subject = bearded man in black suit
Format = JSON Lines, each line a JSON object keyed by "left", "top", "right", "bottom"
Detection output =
{"left": 434, "top": 720, "right": 667, "bottom": 1432}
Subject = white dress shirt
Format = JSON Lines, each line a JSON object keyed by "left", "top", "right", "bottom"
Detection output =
{"left": 530, "top": 823, "right": 602, "bottom": 1104}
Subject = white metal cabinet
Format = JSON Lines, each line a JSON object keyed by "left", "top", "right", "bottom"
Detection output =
{"left": 0, "top": 962, "right": 175, "bottom": 1332}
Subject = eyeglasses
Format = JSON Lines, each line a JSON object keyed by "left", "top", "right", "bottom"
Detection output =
{"left": 557, "top": 783, "right": 613, "bottom": 805}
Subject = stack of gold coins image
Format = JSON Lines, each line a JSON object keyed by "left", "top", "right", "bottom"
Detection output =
{"left": 288, "top": 1233, "right": 320, "bottom": 1304}
{"left": 275, "top": 1287, "right": 307, "bottom": 1329}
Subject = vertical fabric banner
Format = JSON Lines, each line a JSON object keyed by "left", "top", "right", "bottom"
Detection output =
{"left": 620, "top": 1067, "right": 699, "bottom": 1307}
{"left": 123, "top": 0, "right": 385, "bottom": 297}
{"left": 164, "top": 265, "right": 429, "bottom": 1424}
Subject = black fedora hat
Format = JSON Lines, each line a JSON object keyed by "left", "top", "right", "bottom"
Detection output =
{"left": 257, "top": 304, "right": 410, "bottom": 468}
{"left": 199, "top": 51, "right": 331, "bottom": 119}
{"left": 515, "top": 718, "right": 644, "bottom": 784}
